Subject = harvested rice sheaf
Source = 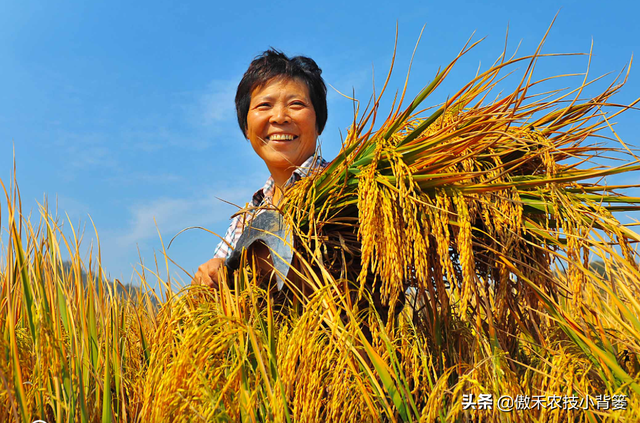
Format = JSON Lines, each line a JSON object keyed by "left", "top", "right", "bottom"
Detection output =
{"left": 283, "top": 35, "right": 640, "bottom": 349}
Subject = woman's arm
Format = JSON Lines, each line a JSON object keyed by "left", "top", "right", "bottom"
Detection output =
{"left": 192, "top": 242, "right": 277, "bottom": 290}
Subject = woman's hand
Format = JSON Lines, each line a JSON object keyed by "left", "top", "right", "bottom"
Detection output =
{"left": 192, "top": 257, "right": 226, "bottom": 288}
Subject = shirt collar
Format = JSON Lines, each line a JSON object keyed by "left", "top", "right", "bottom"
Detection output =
{"left": 251, "top": 154, "right": 326, "bottom": 206}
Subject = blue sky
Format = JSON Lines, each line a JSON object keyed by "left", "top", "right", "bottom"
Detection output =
{"left": 1, "top": 0, "right": 639, "bottom": 290}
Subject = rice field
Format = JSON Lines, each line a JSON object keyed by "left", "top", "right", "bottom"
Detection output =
{"left": 2, "top": 30, "right": 640, "bottom": 422}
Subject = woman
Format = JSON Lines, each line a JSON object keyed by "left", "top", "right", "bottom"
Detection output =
{"left": 194, "top": 49, "right": 329, "bottom": 288}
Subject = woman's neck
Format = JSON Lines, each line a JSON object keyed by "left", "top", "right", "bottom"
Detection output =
{"left": 269, "top": 166, "right": 295, "bottom": 190}
{"left": 267, "top": 166, "right": 295, "bottom": 207}
{"left": 271, "top": 185, "right": 283, "bottom": 206}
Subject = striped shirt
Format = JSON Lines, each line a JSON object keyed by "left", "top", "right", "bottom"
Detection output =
{"left": 213, "top": 154, "right": 329, "bottom": 259}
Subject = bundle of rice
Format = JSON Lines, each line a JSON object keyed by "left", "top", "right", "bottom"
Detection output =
{"left": 281, "top": 32, "right": 640, "bottom": 350}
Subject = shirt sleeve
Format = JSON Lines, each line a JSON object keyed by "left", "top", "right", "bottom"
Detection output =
{"left": 212, "top": 214, "right": 243, "bottom": 259}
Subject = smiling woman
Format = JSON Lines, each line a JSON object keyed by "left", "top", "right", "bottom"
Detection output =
{"left": 193, "top": 49, "right": 329, "bottom": 288}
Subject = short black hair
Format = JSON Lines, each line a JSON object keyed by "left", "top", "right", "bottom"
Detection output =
{"left": 235, "top": 49, "right": 328, "bottom": 137}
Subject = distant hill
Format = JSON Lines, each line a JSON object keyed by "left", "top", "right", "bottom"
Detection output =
{"left": 59, "top": 260, "right": 153, "bottom": 301}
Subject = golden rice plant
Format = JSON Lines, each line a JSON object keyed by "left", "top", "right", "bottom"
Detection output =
{"left": 0, "top": 182, "right": 157, "bottom": 422}
{"left": 2, "top": 26, "right": 640, "bottom": 422}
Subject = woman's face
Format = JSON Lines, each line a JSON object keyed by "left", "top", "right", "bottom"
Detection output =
{"left": 245, "top": 77, "right": 318, "bottom": 177}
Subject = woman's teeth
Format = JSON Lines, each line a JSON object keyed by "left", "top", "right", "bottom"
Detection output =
{"left": 268, "top": 134, "right": 295, "bottom": 141}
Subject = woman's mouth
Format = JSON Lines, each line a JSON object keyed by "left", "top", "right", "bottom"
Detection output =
{"left": 266, "top": 134, "right": 297, "bottom": 141}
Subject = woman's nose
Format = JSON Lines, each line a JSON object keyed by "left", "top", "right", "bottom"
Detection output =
{"left": 270, "top": 105, "right": 289, "bottom": 124}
